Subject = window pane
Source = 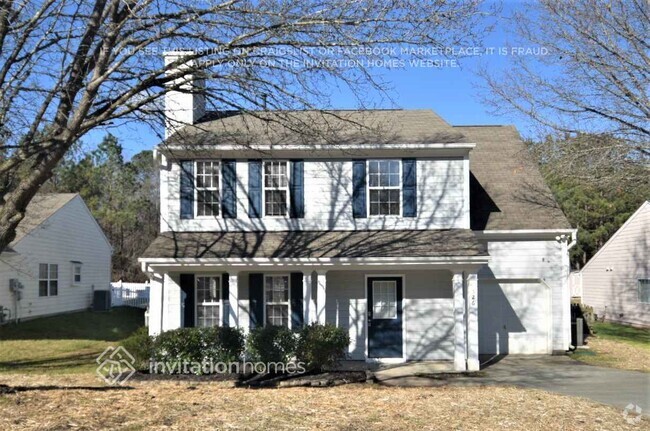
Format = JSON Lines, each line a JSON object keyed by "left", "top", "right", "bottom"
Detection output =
{"left": 39, "top": 280, "right": 48, "bottom": 296}
{"left": 197, "top": 305, "right": 220, "bottom": 328}
{"left": 49, "top": 264, "right": 58, "bottom": 279}
{"left": 266, "top": 304, "right": 289, "bottom": 327}
{"left": 265, "top": 190, "right": 287, "bottom": 216}
{"left": 39, "top": 264, "right": 48, "bottom": 279}
{"left": 49, "top": 280, "right": 58, "bottom": 296}
{"left": 197, "top": 277, "right": 220, "bottom": 303}
{"left": 639, "top": 280, "right": 650, "bottom": 303}
{"left": 265, "top": 276, "right": 288, "bottom": 302}
{"left": 197, "top": 190, "right": 220, "bottom": 216}
{"left": 373, "top": 281, "right": 397, "bottom": 319}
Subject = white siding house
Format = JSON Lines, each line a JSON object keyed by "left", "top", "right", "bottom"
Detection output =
{"left": 0, "top": 194, "right": 112, "bottom": 322}
{"left": 139, "top": 52, "right": 576, "bottom": 371}
{"left": 581, "top": 201, "right": 649, "bottom": 327}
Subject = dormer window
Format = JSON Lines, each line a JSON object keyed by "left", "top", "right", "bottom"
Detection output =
{"left": 263, "top": 161, "right": 289, "bottom": 216}
{"left": 195, "top": 160, "right": 220, "bottom": 217}
{"left": 368, "top": 160, "right": 401, "bottom": 216}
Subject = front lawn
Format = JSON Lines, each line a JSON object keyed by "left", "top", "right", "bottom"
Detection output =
{"left": 0, "top": 375, "right": 644, "bottom": 430}
{"left": 0, "top": 307, "right": 144, "bottom": 374}
{"left": 570, "top": 321, "right": 650, "bottom": 372}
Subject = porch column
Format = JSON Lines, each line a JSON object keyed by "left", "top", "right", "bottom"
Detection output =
{"left": 466, "top": 272, "right": 479, "bottom": 371}
{"left": 147, "top": 273, "right": 164, "bottom": 336}
{"left": 316, "top": 270, "right": 327, "bottom": 325}
{"left": 228, "top": 272, "right": 239, "bottom": 328}
{"left": 162, "top": 273, "right": 182, "bottom": 331}
{"left": 302, "top": 270, "right": 315, "bottom": 324}
{"left": 452, "top": 271, "right": 466, "bottom": 371}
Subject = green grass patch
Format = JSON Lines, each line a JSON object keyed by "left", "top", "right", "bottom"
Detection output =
{"left": 590, "top": 321, "right": 650, "bottom": 349}
{"left": 0, "top": 307, "right": 144, "bottom": 374}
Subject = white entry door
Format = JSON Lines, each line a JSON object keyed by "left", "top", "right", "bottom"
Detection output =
{"left": 479, "top": 281, "right": 551, "bottom": 355}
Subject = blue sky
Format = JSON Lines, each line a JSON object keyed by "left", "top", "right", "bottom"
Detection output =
{"left": 85, "top": 1, "right": 537, "bottom": 160}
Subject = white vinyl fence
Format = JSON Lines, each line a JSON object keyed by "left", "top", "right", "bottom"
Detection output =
{"left": 111, "top": 280, "right": 150, "bottom": 309}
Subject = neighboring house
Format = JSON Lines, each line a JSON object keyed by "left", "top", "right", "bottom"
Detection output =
{"left": 139, "top": 53, "right": 576, "bottom": 371}
{"left": 0, "top": 194, "right": 112, "bottom": 322}
{"left": 580, "top": 201, "right": 649, "bottom": 327}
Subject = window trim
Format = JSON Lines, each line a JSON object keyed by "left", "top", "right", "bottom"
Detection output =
{"left": 194, "top": 160, "right": 221, "bottom": 219}
{"left": 195, "top": 274, "right": 223, "bottom": 328}
{"left": 263, "top": 273, "right": 292, "bottom": 329}
{"left": 366, "top": 159, "right": 402, "bottom": 217}
{"left": 71, "top": 261, "right": 82, "bottom": 286}
{"left": 262, "top": 160, "right": 290, "bottom": 218}
{"left": 38, "top": 263, "right": 58, "bottom": 297}
{"left": 638, "top": 279, "right": 650, "bottom": 304}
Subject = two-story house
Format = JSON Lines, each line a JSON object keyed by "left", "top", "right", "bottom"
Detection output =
{"left": 139, "top": 53, "right": 576, "bottom": 371}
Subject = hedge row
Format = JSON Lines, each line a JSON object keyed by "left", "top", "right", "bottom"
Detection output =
{"left": 121, "top": 323, "right": 349, "bottom": 375}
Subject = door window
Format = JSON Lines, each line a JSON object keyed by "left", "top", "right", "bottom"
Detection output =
{"left": 372, "top": 280, "right": 397, "bottom": 319}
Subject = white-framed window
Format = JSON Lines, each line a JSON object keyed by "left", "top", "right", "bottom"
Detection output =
{"left": 195, "top": 160, "right": 220, "bottom": 217}
{"left": 38, "top": 263, "right": 58, "bottom": 297}
{"left": 639, "top": 279, "right": 650, "bottom": 303}
{"left": 263, "top": 161, "right": 289, "bottom": 217}
{"left": 196, "top": 275, "right": 222, "bottom": 327}
{"left": 372, "top": 280, "right": 397, "bottom": 319}
{"left": 264, "top": 274, "right": 290, "bottom": 327}
{"left": 71, "top": 262, "right": 82, "bottom": 285}
{"left": 368, "top": 160, "right": 401, "bottom": 216}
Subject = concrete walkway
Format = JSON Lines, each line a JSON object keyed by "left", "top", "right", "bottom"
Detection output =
{"left": 375, "top": 355, "right": 650, "bottom": 412}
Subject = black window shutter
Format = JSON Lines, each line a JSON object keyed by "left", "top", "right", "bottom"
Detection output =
{"left": 290, "top": 272, "right": 304, "bottom": 328}
{"left": 289, "top": 160, "right": 304, "bottom": 218}
{"left": 402, "top": 159, "right": 417, "bottom": 217}
{"left": 352, "top": 159, "right": 367, "bottom": 218}
{"left": 249, "top": 273, "right": 264, "bottom": 329}
{"left": 222, "top": 273, "right": 230, "bottom": 327}
{"left": 180, "top": 160, "right": 194, "bottom": 219}
{"left": 248, "top": 160, "right": 262, "bottom": 218}
{"left": 180, "top": 274, "right": 195, "bottom": 327}
{"left": 221, "top": 160, "right": 237, "bottom": 218}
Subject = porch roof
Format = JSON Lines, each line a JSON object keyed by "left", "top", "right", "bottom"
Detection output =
{"left": 141, "top": 229, "right": 487, "bottom": 260}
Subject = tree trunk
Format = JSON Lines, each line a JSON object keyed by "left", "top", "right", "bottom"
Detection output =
{"left": 0, "top": 140, "right": 69, "bottom": 252}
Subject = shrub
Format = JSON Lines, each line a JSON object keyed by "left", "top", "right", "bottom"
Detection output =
{"left": 247, "top": 325, "right": 296, "bottom": 364}
{"left": 121, "top": 326, "right": 154, "bottom": 371}
{"left": 150, "top": 326, "right": 245, "bottom": 374}
{"left": 201, "top": 326, "right": 246, "bottom": 363}
{"left": 295, "top": 323, "right": 350, "bottom": 372}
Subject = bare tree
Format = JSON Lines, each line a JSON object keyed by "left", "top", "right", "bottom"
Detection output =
{"left": 0, "top": 0, "right": 493, "bottom": 253}
{"left": 479, "top": 0, "right": 649, "bottom": 174}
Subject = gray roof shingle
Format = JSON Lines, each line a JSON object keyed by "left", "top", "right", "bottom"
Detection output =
{"left": 141, "top": 229, "right": 487, "bottom": 259}
{"left": 458, "top": 125, "right": 571, "bottom": 230}
{"left": 166, "top": 109, "right": 466, "bottom": 147}
{"left": 10, "top": 193, "right": 78, "bottom": 246}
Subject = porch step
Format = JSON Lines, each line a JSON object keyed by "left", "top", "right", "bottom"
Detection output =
{"left": 373, "top": 362, "right": 455, "bottom": 383}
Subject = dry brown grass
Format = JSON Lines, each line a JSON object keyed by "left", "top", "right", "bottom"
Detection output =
{"left": 578, "top": 337, "right": 650, "bottom": 373}
{"left": 0, "top": 373, "right": 645, "bottom": 430}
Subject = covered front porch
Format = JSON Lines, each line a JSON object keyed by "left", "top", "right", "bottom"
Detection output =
{"left": 139, "top": 229, "right": 489, "bottom": 371}
{"left": 142, "top": 262, "right": 487, "bottom": 372}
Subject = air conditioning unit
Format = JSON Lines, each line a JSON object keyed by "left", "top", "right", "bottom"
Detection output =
{"left": 93, "top": 290, "right": 111, "bottom": 312}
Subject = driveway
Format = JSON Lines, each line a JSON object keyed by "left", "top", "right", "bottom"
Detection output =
{"left": 376, "top": 355, "right": 650, "bottom": 412}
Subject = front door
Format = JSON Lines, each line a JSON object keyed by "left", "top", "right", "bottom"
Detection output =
{"left": 367, "top": 277, "right": 403, "bottom": 358}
